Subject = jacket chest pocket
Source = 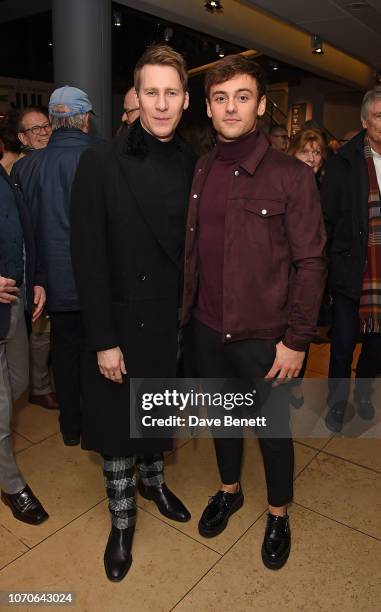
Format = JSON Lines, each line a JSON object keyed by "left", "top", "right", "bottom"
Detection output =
{"left": 242, "top": 198, "right": 286, "bottom": 246}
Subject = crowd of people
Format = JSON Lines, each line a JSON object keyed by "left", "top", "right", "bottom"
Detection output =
{"left": 0, "top": 45, "right": 380, "bottom": 583}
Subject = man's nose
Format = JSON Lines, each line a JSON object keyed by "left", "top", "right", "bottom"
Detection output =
{"left": 226, "top": 97, "right": 237, "bottom": 113}
{"left": 156, "top": 93, "right": 168, "bottom": 111}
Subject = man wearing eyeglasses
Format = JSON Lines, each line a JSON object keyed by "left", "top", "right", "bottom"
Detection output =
{"left": 269, "top": 124, "right": 290, "bottom": 153}
{"left": 12, "top": 109, "right": 58, "bottom": 412}
{"left": 17, "top": 108, "right": 52, "bottom": 151}
{"left": 122, "top": 87, "right": 140, "bottom": 126}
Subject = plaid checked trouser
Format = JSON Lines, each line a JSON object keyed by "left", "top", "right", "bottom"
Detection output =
{"left": 102, "top": 454, "right": 164, "bottom": 529}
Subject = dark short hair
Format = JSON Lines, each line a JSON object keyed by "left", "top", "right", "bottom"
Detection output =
{"left": 0, "top": 109, "right": 21, "bottom": 153}
{"left": 18, "top": 106, "right": 49, "bottom": 132}
{"left": 269, "top": 124, "right": 287, "bottom": 135}
{"left": 134, "top": 44, "right": 188, "bottom": 92}
{"left": 205, "top": 54, "right": 266, "bottom": 100}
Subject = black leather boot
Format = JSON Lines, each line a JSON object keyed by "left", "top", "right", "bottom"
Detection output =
{"left": 104, "top": 525, "right": 135, "bottom": 582}
{"left": 138, "top": 481, "right": 191, "bottom": 522}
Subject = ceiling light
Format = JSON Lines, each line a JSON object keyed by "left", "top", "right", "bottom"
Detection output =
{"left": 216, "top": 44, "right": 225, "bottom": 58}
{"left": 164, "top": 27, "right": 174, "bottom": 42}
{"left": 205, "top": 1, "right": 224, "bottom": 14}
{"left": 311, "top": 34, "right": 324, "bottom": 55}
{"left": 270, "top": 61, "right": 279, "bottom": 71}
{"left": 113, "top": 10, "right": 122, "bottom": 27}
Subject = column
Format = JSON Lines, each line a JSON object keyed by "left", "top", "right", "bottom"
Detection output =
{"left": 52, "top": 0, "right": 112, "bottom": 138}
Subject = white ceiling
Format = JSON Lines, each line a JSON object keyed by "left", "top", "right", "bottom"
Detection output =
{"left": 244, "top": 0, "right": 381, "bottom": 66}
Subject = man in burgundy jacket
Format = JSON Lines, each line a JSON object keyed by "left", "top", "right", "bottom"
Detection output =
{"left": 181, "top": 55, "right": 326, "bottom": 570}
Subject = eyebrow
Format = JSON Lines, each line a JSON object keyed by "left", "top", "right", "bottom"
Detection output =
{"left": 212, "top": 88, "right": 254, "bottom": 95}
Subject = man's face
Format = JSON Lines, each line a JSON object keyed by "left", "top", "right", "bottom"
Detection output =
{"left": 206, "top": 73, "right": 266, "bottom": 142}
{"left": 362, "top": 99, "right": 381, "bottom": 148}
{"left": 122, "top": 88, "right": 139, "bottom": 125}
{"left": 18, "top": 112, "right": 51, "bottom": 149}
{"left": 269, "top": 128, "right": 289, "bottom": 152}
{"left": 135, "top": 64, "right": 189, "bottom": 142}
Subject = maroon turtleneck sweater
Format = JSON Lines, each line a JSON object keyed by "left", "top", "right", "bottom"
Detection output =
{"left": 195, "top": 129, "right": 260, "bottom": 332}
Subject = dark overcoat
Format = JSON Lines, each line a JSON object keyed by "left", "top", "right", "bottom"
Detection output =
{"left": 70, "top": 122, "right": 195, "bottom": 456}
{"left": 321, "top": 129, "right": 369, "bottom": 300}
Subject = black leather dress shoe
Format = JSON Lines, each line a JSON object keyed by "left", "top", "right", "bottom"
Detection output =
{"left": 198, "top": 487, "right": 244, "bottom": 538}
{"left": 29, "top": 392, "right": 59, "bottom": 410}
{"left": 138, "top": 481, "right": 191, "bottom": 522}
{"left": 62, "top": 435, "right": 80, "bottom": 447}
{"left": 1, "top": 485, "right": 49, "bottom": 525}
{"left": 356, "top": 399, "right": 375, "bottom": 420}
{"left": 261, "top": 513, "right": 291, "bottom": 570}
{"left": 104, "top": 526, "right": 134, "bottom": 582}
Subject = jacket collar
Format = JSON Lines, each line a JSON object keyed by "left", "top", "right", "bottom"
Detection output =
{"left": 47, "top": 128, "right": 99, "bottom": 147}
{"left": 239, "top": 129, "right": 271, "bottom": 175}
{"left": 337, "top": 129, "right": 366, "bottom": 165}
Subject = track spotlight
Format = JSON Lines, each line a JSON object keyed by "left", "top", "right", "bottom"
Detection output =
{"left": 164, "top": 27, "right": 174, "bottom": 42}
{"left": 216, "top": 44, "right": 225, "bottom": 58}
{"left": 205, "top": 1, "right": 224, "bottom": 14}
{"left": 311, "top": 34, "right": 324, "bottom": 54}
{"left": 113, "top": 10, "right": 122, "bottom": 27}
{"left": 270, "top": 61, "right": 279, "bottom": 71}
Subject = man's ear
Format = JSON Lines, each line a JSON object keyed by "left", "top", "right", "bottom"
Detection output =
{"left": 257, "top": 95, "right": 267, "bottom": 117}
{"left": 134, "top": 89, "right": 140, "bottom": 108}
{"left": 183, "top": 91, "right": 190, "bottom": 111}
{"left": 206, "top": 98, "right": 212, "bottom": 119}
{"left": 361, "top": 117, "right": 367, "bottom": 129}
{"left": 18, "top": 132, "right": 27, "bottom": 147}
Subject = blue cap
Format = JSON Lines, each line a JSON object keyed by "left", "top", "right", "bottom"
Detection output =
{"left": 49, "top": 85, "right": 93, "bottom": 117}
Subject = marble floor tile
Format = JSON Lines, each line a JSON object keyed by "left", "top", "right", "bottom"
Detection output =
{"left": 0, "top": 436, "right": 105, "bottom": 548}
{"left": 295, "top": 451, "right": 381, "bottom": 539}
{"left": 324, "top": 438, "right": 381, "bottom": 473}
{"left": 174, "top": 504, "right": 381, "bottom": 612}
{"left": 12, "top": 432, "right": 33, "bottom": 454}
{"left": 0, "top": 501, "right": 219, "bottom": 612}
{"left": 12, "top": 402, "right": 59, "bottom": 443}
{"left": 138, "top": 437, "right": 317, "bottom": 554}
{"left": 0, "top": 525, "right": 28, "bottom": 570}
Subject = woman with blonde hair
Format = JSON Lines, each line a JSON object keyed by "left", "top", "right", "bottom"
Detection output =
{"left": 289, "top": 128, "right": 328, "bottom": 185}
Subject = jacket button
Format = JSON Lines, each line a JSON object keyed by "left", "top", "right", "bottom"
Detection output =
{"left": 261, "top": 209, "right": 267, "bottom": 215}
{"left": 137, "top": 273, "right": 146, "bottom": 281}
{"left": 225, "top": 333, "right": 232, "bottom": 340}
{"left": 137, "top": 320, "right": 145, "bottom": 328}
{"left": 234, "top": 170, "right": 239, "bottom": 176}
{"left": 193, "top": 194, "right": 198, "bottom": 199}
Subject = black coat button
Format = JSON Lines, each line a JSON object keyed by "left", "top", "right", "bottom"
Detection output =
{"left": 137, "top": 320, "right": 145, "bottom": 328}
{"left": 137, "top": 273, "right": 147, "bottom": 281}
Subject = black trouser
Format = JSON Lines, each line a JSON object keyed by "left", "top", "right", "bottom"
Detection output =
{"left": 192, "top": 319, "right": 294, "bottom": 508}
{"left": 50, "top": 311, "right": 83, "bottom": 439}
{"left": 328, "top": 292, "right": 381, "bottom": 404}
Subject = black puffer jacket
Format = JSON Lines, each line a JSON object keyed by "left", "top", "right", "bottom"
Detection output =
{"left": 321, "top": 130, "right": 369, "bottom": 300}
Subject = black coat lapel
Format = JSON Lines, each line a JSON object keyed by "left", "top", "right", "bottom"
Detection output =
{"left": 116, "top": 152, "right": 181, "bottom": 268}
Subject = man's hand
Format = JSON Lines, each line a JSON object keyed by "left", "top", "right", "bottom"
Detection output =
{"left": 32, "top": 285, "right": 46, "bottom": 323}
{"left": 264, "top": 341, "right": 305, "bottom": 382}
{"left": 0, "top": 276, "right": 19, "bottom": 304}
{"left": 97, "top": 346, "right": 127, "bottom": 383}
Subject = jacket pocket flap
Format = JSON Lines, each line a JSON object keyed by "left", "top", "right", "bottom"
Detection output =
{"left": 244, "top": 199, "right": 286, "bottom": 216}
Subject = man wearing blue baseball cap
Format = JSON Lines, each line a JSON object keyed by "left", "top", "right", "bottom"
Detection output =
{"left": 15, "top": 85, "right": 101, "bottom": 446}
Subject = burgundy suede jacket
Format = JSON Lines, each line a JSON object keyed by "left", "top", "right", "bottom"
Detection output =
{"left": 181, "top": 130, "right": 327, "bottom": 351}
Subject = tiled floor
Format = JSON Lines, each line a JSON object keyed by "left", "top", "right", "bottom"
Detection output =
{"left": 0, "top": 343, "right": 380, "bottom": 611}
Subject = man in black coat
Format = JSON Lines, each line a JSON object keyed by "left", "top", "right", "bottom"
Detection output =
{"left": 16, "top": 86, "right": 101, "bottom": 446}
{"left": 71, "top": 45, "right": 194, "bottom": 582}
{"left": 0, "top": 164, "right": 48, "bottom": 525}
{"left": 322, "top": 85, "right": 381, "bottom": 429}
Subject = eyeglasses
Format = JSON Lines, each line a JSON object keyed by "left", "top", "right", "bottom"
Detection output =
{"left": 123, "top": 107, "right": 139, "bottom": 118}
{"left": 22, "top": 123, "right": 52, "bottom": 135}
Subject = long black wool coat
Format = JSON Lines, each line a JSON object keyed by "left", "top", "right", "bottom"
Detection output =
{"left": 70, "top": 122, "right": 195, "bottom": 456}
